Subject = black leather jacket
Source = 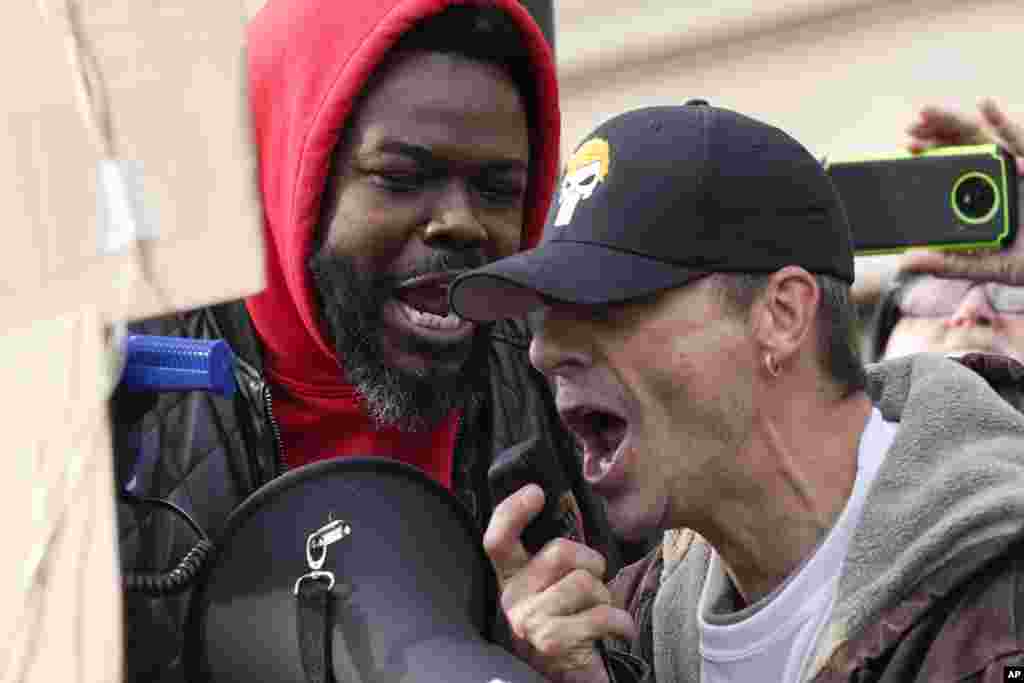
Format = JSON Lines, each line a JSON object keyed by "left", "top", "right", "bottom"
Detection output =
{"left": 113, "top": 300, "right": 621, "bottom": 682}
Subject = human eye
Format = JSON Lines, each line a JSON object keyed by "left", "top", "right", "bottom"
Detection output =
{"left": 989, "top": 283, "right": 1024, "bottom": 315}
{"left": 475, "top": 171, "right": 527, "bottom": 206}
{"left": 370, "top": 169, "right": 428, "bottom": 194}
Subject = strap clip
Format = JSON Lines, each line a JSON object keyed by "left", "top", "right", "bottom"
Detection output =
{"left": 294, "top": 517, "right": 351, "bottom": 595}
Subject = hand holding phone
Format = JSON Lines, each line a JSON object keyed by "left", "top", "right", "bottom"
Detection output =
{"left": 907, "top": 99, "right": 1024, "bottom": 174}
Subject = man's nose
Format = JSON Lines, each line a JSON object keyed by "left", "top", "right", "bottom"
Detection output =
{"left": 423, "top": 179, "right": 488, "bottom": 250}
{"left": 528, "top": 307, "right": 592, "bottom": 378}
{"left": 948, "top": 284, "right": 997, "bottom": 327}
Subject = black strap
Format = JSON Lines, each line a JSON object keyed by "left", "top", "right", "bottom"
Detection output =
{"left": 296, "top": 578, "right": 334, "bottom": 683}
{"left": 296, "top": 578, "right": 367, "bottom": 683}
{"left": 598, "top": 640, "right": 651, "bottom": 683}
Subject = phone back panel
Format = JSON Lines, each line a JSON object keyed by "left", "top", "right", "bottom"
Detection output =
{"left": 826, "top": 145, "right": 1017, "bottom": 254}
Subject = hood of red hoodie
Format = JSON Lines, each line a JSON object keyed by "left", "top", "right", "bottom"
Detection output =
{"left": 244, "top": 0, "right": 560, "bottom": 393}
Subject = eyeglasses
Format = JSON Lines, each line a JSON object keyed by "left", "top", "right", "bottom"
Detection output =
{"left": 895, "top": 275, "right": 1024, "bottom": 318}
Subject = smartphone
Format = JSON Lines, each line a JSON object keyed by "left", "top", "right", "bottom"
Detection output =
{"left": 825, "top": 144, "right": 1018, "bottom": 255}
{"left": 488, "top": 436, "right": 582, "bottom": 555}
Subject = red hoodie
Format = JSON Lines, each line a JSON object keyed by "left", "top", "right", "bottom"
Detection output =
{"left": 244, "top": 0, "right": 560, "bottom": 489}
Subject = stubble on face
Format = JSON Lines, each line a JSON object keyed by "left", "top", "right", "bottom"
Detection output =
{"left": 308, "top": 247, "right": 490, "bottom": 431}
{"left": 610, "top": 281, "right": 759, "bottom": 529}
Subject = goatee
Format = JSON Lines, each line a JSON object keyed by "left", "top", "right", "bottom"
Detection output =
{"left": 308, "top": 247, "right": 489, "bottom": 432}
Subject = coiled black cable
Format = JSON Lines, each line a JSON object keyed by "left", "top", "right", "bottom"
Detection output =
{"left": 489, "top": 332, "right": 529, "bottom": 350}
{"left": 120, "top": 493, "right": 214, "bottom": 596}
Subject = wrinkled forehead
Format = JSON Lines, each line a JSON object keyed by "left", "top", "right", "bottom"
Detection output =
{"left": 898, "top": 274, "right": 975, "bottom": 304}
{"left": 344, "top": 50, "right": 530, "bottom": 161}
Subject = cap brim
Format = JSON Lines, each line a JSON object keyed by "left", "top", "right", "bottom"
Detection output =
{"left": 449, "top": 241, "right": 707, "bottom": 323}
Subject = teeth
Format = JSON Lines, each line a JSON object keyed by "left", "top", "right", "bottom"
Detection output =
{"left": 398, "top": 301, "right": 465, "bottom": 330}
{"left": 582, "top": 438, "right": 616, "bottom": 468}
{"left": 586, "top": 447, "right": 616, "bottom": 480}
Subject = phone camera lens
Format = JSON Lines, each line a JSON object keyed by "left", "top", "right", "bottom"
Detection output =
{"left": 953, "top": 174, "right": 998, "bottom": 221}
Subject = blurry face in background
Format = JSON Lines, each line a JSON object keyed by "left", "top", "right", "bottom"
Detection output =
{"left": 882, "top": 275, "right": 1024, "bottom": 363}
{"left": 309, "top": 50, "right": 530, "bottom": 430}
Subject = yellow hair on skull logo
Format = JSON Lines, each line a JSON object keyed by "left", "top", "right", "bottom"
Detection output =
{"left": 565, "top": 138, "right": 610, "bottom": 178}
{"left": 555, "top": 137, "right": 611, "bottom": 227}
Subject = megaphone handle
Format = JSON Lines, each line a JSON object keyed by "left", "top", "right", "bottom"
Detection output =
{"left": 296, "top": 579, "right": 363, "bottom": 683}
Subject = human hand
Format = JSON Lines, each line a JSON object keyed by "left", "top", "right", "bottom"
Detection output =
{"left": 898, "top": 243, "right": 1024, "bottom": 287}
{"left": 484, "top": 484, "right": 636, "bottom": 683}
{"left": 900, "top": 99, "right": 1024, "bottom": 284}
{"left": 906, "top": 98, "right": 1024, "bottom": 172}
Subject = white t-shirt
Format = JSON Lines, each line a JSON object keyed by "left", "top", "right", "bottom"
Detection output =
{"left": 698, "top": 407, "right": 897, "bottom": 683}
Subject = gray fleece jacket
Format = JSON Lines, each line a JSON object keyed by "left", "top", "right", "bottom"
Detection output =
{"left": 609, "top": 352, "right": 1024, "bottom": 683}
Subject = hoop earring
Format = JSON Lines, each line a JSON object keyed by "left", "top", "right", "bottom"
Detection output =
{"left": 764, "top": 352, "right": 780, "bottom": 378}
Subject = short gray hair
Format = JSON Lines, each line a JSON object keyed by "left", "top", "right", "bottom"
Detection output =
{"left": 715, "top": 272, "right": 866, "bottom": 396}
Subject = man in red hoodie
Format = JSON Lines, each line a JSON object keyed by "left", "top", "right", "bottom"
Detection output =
{"left": 112, "top": 1, "right": 626, "bottom": 681}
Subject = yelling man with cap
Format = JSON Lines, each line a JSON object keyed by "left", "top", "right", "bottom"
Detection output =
{"left": 449, "top": 101, "right": 1024, "bottom": 682}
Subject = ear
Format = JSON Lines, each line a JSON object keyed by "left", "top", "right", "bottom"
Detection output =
{"left": 751, "top": 266, "right": 820, "bottom": 368}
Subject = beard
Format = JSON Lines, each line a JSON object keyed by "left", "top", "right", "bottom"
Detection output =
{"left": 308, "top": 246, "right": 490, "bottom": 432}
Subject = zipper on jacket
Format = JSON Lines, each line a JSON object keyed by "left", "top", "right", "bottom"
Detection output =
{"left": 453, "top": 409, "right": 485, "bottom": 525}
{"left": 452, "top": 412, "right": 466, "bottom": 501}
{"left": 261, "top": 383, "right": 288, "bottom": 477}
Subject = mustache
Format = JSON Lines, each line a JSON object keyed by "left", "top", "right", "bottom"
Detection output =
{"left": 379, "top": 249, "right": 488, "bottom": 290}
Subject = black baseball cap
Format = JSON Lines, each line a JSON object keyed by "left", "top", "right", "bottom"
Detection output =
{"left": 449, "top": 101, "right": 854, "bottom": 322}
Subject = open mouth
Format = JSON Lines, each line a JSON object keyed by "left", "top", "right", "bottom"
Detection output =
{"left": 392, "top": 272, "right": 468, "bottom": 332}
{"left": 560, "top": 403, "right": 629, "bottom": 487}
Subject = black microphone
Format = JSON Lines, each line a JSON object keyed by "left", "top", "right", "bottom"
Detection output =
{"left": 488, "top": 435, "right": 581, "bottom": 555}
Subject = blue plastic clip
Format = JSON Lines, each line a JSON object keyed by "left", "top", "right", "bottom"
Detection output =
{"left": 120, "top": 335, "right": 236, "bottom": 398}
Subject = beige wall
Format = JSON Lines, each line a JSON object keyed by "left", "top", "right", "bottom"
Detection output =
{"left": 244, "top": 0, "right": 1023, "bottom": 171}
{"left": 556, "top": 0, "right": 1024, "bottom": 161}
{"left": 555, "top": 0, "right": 1024, "bottom": 284}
